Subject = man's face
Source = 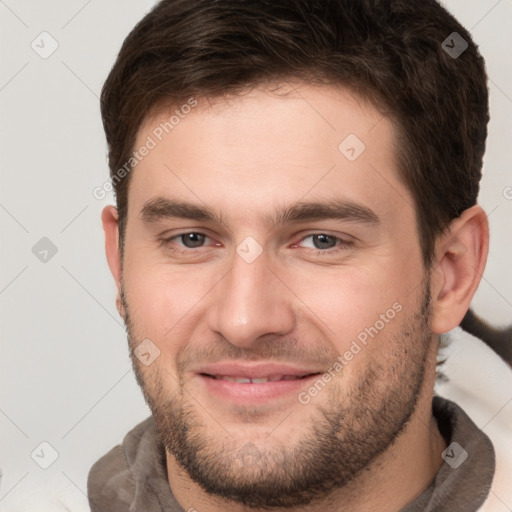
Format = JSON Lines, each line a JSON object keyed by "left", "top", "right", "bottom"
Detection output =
{"left": 118, "top": 83, "right": 436, "bottom": 507}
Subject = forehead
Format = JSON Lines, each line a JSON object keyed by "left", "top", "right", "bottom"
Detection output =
{"left": 128, "top": 83, "right": 412, "bottom": 225}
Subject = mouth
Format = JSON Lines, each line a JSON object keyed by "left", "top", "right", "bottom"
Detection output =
{"left": 201, "top": 373, "right": 320, "bottom": 383}
{"left": 197, "top": 372, "right": 323, "bottom": 403}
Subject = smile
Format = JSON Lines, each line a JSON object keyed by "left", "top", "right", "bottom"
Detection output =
{"left": 205, "top": 374, "right": 317, "bottom": 383}
{"left": 198, "top": 372, "right": 323, "bottom": 404}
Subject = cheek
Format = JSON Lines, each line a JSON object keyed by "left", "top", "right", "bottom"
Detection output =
{"left": 289, "top": 266, "right": 405, "bottom": 338}
{"left": 123, "top": 257, "right": 214, "bottom": 339}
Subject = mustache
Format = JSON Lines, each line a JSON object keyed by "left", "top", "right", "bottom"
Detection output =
{"left": 175, "top": 336, "right": 340, "bottom": 376}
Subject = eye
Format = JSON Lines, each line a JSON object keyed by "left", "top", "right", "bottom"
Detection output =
{"left": 160, "top": 231, "right": 353, "bottom": 257}
{"left": 160, "top": 232, "right": 217, "bottom": 255}
{"left": 175, "top": 232, "right": 209, "bottom": 249}
{"left": 295, "top": 233, "right": 353, "bottom": 254}
{"left": 300, "top": 234, "right": 338, "bottom": 250}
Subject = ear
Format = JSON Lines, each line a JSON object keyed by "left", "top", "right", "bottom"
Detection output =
{"left": 101, "top": 205, "right": 125, "bottom": 319}
{"left": 430, "top": 205, "right": 489, "bottom": 334}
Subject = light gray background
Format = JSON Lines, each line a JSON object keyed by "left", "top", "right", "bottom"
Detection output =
{"left": 1, "top": 0, "right": 511, "bottom": 506}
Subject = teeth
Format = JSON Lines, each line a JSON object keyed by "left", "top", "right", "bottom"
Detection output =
{"left": 215, "top": 375, "right": 303, "bottom": 383}
{"left": 220, "top": 377, "right": 252, "bottom": 383}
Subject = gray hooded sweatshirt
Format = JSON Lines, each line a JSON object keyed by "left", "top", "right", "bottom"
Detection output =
{"left": 87, "top": 396, "right": 495, "bottom": 511}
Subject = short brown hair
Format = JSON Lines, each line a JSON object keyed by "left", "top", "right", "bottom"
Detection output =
{"left": 101, "top": 0, "right": 489, "bottom": 267}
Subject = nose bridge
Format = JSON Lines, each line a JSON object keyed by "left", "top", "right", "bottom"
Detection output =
{"left": 207, "top": 245, "right": 295, "bottom": 347}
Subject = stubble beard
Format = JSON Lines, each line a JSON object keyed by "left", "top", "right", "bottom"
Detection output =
{"left": 121, "top": 279, "right": 433, "bottom": 509}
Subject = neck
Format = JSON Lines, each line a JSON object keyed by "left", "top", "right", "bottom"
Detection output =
{"left": 166, "top": 410, "right": 446, "bottom": 511}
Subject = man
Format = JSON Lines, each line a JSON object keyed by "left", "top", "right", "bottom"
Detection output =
{"left": 88, "top": 0, "right": 500, "bottom": 510}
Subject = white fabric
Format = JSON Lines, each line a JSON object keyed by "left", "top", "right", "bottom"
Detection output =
{"left": 435, "top": 327, "right": 512, "bottom": 511}
{"left": 0, "top": 470, "right": 90, "bottom": 511}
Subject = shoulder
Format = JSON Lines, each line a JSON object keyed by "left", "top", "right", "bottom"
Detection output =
{"left": 436, "top": 328, "right": 512, "bottom": 511}
{"left": 87, "top": 416, "right": 155, "bottom": 512}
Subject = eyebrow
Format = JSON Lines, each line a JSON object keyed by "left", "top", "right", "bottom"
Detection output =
{"left": 140, "top": 197, "right": 380, "bottom": 228}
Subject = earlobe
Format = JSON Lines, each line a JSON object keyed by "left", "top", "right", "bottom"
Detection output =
{"left": 101, "top": 205, "right": 125, "bottom": 318}
{"left": 430, "top": 205, "right": 489, "bottom": 334}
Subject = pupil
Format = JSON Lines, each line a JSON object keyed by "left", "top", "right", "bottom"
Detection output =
{"left": 183, "top": 233, "right": 205, "bottom": 248}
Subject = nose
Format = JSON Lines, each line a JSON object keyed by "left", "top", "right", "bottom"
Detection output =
{"left": 206, "top": 247, "right": 295, "bottom": 349}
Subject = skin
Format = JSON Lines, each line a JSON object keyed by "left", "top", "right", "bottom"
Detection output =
{"left": 102, "top": 82, "right": 489, "bottom": 511}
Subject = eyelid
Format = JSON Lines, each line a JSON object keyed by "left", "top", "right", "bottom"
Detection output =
{"left": 159, "top": 227, "right": 217, "bottom": 243}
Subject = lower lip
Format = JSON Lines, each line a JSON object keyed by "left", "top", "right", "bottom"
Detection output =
{"left": 197, "top": 374, "right": 322, "bottom": 404}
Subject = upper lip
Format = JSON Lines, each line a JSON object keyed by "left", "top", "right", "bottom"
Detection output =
{"left": 196, "top": 362, "right": 323, "bottom": 379}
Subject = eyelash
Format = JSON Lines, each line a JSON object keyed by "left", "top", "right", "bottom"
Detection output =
{"left": 159, "top": 232, "right": 353, "bottom": 257}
